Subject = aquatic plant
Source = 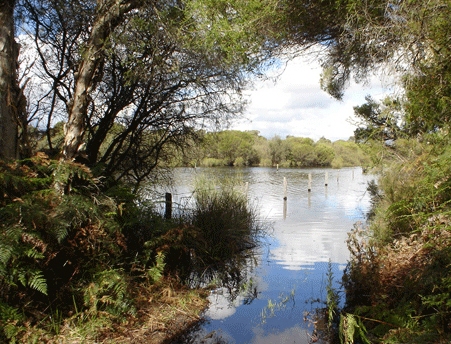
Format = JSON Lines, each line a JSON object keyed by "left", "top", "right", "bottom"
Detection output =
{"left": 151, "top": 174, "right": 267, "bottom": 286}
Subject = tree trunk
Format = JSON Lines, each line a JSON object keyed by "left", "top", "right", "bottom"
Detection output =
{"left": 63, "top": 0, "right": 141, "bottom": 161}
{"left": 0, "top": 0, "right": 19, "bottom": 160}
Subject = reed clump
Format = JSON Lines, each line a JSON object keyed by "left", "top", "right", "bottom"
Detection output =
{"left": 153, "top": 175, "right": 266, "bottom": 285}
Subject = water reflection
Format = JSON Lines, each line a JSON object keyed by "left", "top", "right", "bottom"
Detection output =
{"left": 166, "top": 167, "right": 373, "bottom": 343}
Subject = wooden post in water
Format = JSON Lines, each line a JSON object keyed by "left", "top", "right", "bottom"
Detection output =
{"left": 325, "top": 171, "right": 328, "bottom": 187}
{"left": 277, "top": 164, "right": 279, "bottom": 171}
{"left": 164, "top": 192, "right": 172, "bottom": 219}
{"left": 283, "top": 177, "right": 287, "bottom": 200}
{"left": 308, "top": 173, "right": 312, "bottom": 192}
{"left": 283, "top": 198, "right": 287, "bottom": 219}
{"left": 244, "top": 182, "right": 249, "bottom": 198}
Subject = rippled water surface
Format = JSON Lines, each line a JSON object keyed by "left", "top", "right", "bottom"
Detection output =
{"left": 162, "top": 167, "right": 374, "bottom": 344}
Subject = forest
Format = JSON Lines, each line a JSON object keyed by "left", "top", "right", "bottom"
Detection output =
{"left": 178, "top": 131, "right": 369, "bottom": 168}
{"left": 2, "top": 0, "right": 451, "bottom": 343}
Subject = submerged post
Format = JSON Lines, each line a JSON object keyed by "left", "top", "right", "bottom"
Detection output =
{"left": 283, "top": 198, "right": 287, "bottom": 219}
{"left": 164, "top": 192, "right": 172, "bottom": 219}
{"left": 325, "top": 171, "right": 328, "bottom": 187}
{"left": 308, "top": 173, "right": 312, "bottom": 192}
{"left": 283, "top": 177, "right": 287, "bottom": 200}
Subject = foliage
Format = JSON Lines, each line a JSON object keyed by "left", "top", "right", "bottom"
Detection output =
{"left": 326, "top": 261, "right": 340, "bottom": 330}
{"left": 84, "top": 269, "right": 135, "bottom": 317}
{"left": 0, "top": 153, "right": 264, "bottom": 342}
{"left": 181, "top": 130, "right": 369, "bottom": 168}
{"left": 353, "top": 96, "right": 404, "bottom": 143}
{"left": 201, "top": 130, "right": 260, "bottom": 166}
{"left": 14, "top": 0, "right": 286, "bottom": 189}
{"left": 342, "top": 136, "right": 451, "bottom": 343}
{"left": 0, "top": 154, "right": 170, "bottom": 342}
{"left": 148, "top": 174, "right": 265, "bottom": 285}
{"left": 339, "top": 313, "right": 370, "bottom": 344}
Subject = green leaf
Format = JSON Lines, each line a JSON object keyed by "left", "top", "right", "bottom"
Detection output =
{"left": 28, "top": 271, "right": 48, "bottom": 295}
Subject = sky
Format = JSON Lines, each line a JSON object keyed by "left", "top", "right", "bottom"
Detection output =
{"left": 231, "top": 54, "right": 391, "bottom": 142}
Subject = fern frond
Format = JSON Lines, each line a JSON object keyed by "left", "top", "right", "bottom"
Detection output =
{"left": 0, "top": 244, "right": 13, "bottom": 265}
{"left": 3, "top": 323, "right": 21, "bottom": 340}
{"left": 147, "top": 252, "right": 166, "bottom": 283}
{"left": 51, "top": 160, "right": 93, "bottom": 185}
{"left": 53, "top": 226, "right": 69, "bottom": 243}
{"left": 17, "top": 270, "right": 27, "bottom": 288}
{"left": 4, "top": 225, "right": 22, "bottom": 241}
{"left": 84, "top": 269, "right": 134, "bottom": 316}
{"left": 28, "top": 271, "right": 48, "bottom": 295}
{"left": 24, "top": 248, "right": 45, "bottom": 260}
{"left": 0, "top": 301, "right": 23, "bottom": 322}
{"left": 100, "top": 295, "right": 115, "bottom": 305}
{"left": 17, "top": 269, "right": 48, "bottom": 295}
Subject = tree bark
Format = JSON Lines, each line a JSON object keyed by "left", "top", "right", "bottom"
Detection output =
{"left": 0, "top": 0, "right": 19, "bottom": 160}
{"left": 63, "top": 0, "right": 141, "bottom": 161}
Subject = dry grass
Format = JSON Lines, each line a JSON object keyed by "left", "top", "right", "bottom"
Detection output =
{"left": 39, "top": 281, "right": 209, "bottom": 344}
{"left": 102, "top": 286, "right": 208, "bottom": 344}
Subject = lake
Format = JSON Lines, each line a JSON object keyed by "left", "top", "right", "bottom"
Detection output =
{"left": 155, "top": 166, "right": 374, "bottom": 344}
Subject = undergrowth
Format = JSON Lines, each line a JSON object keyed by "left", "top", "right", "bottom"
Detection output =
{"left": 0, "top": 154, "right": 264, "bottom": 342}
{"left": 341, "top": 135, "right": 451, "bottom": 343}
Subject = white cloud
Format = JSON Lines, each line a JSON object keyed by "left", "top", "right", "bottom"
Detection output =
{"left": 251, "top": 325, "right": 312, "bottom": 344}
{"left": 233, "top": 54, "right": 391, "bottom": 141}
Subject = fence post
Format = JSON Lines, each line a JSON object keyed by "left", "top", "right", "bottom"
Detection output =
{"left": 283, "top": 177, "right": 287, "bottom": 200}
{"left": 164, "top": 192, "right": 172, "bottom": 219}
{"left": 283, "top": 198, "right": 287, "bottom": 219}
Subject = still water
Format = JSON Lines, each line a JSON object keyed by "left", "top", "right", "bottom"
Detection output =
{"left": 160, "top": 167, "right": 373, "bottom": 344}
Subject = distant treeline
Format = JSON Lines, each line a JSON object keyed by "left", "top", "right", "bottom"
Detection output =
{"left": 176, "top": 130, "right": 370, "bottom": 168}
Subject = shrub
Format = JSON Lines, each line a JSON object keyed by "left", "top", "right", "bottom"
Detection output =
{"left": 0, "top": 155, "right": 146, "bottom": 341}
{"left": 342, "top": 136, "right": 451, "bottom": 343}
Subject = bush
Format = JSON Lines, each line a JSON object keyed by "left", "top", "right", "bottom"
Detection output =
{"left": 0, "top": 154, "right": 161, "bottom": 341}
{"left": 342, "top": 136, "right": 451, "bottom": 343}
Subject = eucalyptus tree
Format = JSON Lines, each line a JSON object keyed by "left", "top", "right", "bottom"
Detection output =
{"left": 0, "top": 0, "right": 23, "bottom": 160}
{"left": 20, "top": 0, "right": 282, "bottom": 188}
{"left": 353, "top": 95, "right": 403, "bottom": 143}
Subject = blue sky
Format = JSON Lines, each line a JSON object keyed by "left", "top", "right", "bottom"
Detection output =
{"left": 232, "top": 54, "right": 391, "bottom": 141}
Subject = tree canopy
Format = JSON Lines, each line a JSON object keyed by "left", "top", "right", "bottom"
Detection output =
{"left": 2, "top": 0, "right": 451, "bottom": 182}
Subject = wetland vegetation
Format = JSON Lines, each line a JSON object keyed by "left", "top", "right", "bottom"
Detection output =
{"left": 2, "top": 0, "right": 451, "bottom": 343}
